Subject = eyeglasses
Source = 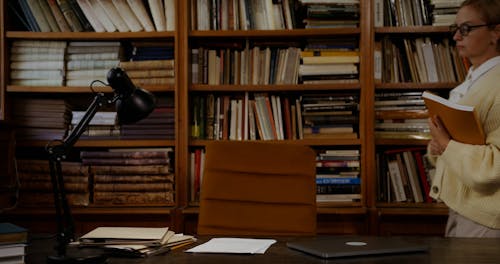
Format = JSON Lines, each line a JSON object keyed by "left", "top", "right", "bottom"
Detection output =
{"left": 449, "top": 23, "right": 492, "bottom": 36}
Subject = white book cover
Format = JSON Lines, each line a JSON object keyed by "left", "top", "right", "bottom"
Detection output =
{"left": 148, "top": 0, "right": 166, "bottom": 31}
{"left": 76, "top": 0, "right": 105, "bottom": 32}
{"left": 112, "top": 0, "right": 143, "bottom": 32}
{"left": 127, "top": 0, "right": 155, "bottom": 31}
{"left": 88, "top": 0, "right": 117, "bottom": 32}
{"left": 98, "top": 0, "right": 130, "bottom": 32}
{"left": 164, "top": 0, "right": 175, "bottom": 31}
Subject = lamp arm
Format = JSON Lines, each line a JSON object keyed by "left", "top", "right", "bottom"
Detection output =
{"left": 46, "top": 92, "right": 114, "bottom": 260}
{"left": 64, "top": 93, "right": 114, "bottom": 150}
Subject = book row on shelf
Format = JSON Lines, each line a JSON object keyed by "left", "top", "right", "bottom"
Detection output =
{"left": 376, "top": 147, "right": 436, "bottom": 204}
{"left": 9, "top": 40, "right": 175, "bottom": 87}
{"left": 190, "top": 92, "right": 359, "bottom": 141}
{"left": 374, "top": 37, "right": 468, "bottom": 84}
{"left": 8, "top": 0, "right": 175, "bottom": 33}
{"left": 189, "top": 147, "right": 361, "bottom": 204}
{"left": 15, "top": 148, "right": 175, "bottom": 207}
{"left": 374, "top": 0, "right": 460, "bottom": 27}
{"left": 12, "top": 96, "right": 174, "bottom": 141}
{"left": 191, "top": 37, "right": 360, "bottom": 85}
{"left": 192, "top": 0, "right": 360, "bottom": 31}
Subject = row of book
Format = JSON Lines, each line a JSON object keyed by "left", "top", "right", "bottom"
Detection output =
{"left": 376, "top": 147, "right": 435, "bottom": 203}
{"left": 375, "top": 0, "right": 433, "bottom": 27}
{"left": 191, "top": 45, "right": 300, "bottom": 85}
{"left": 191, "top": 38, "right": 359, "bottom": 85}
{"left": 190, "top": 92, "right": 360, "bottom": 141}
{"left": 9, "top": 0, "right": 175, "bottom": 33}
{"left": 431, "top": 0, "right": 462, "bottom": 26}
{"left": 375, "top": 0, "right": 459, "bottom": 27}
{"left": 14, "top": 96, "right": 174, "bottom": 141}
{"left": 192, "top": 0, "right": 360, "bottom": 31}
{"left": 16, "top": 148, "right": 175, "bottom": 207}
{"left": 10, "top": 40, "right": 175, "bottom": 87}
{"left": 374, "top": 37, "right": 468, "bottom": 84}
{"left": 188, "top": 147, "right": 361, "bottom": 203}
{"left": 193, "top": 0, "right": 297, "bottom": 31}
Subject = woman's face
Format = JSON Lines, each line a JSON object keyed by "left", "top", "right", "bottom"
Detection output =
{"left": 453, "top": 5, "right": 500, "bottom": 66}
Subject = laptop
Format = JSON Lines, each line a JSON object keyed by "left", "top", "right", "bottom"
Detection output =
{"left": 286, "top": 236, "right": 428, "bottom": 259}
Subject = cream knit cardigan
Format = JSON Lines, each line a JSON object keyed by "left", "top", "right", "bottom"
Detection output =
{"left": 428, "top": 63, "right": 500, "bottom": 229}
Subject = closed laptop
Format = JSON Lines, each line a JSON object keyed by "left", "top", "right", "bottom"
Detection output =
{"left": 287, "top": 236, "right": 428, "bottom": 259}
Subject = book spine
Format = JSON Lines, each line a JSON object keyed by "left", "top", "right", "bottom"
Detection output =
{"left": 56, "top": 0, "right": 84, "bottom": 31}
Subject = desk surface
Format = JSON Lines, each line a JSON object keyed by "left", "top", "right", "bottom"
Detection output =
{"left": 26, "top": 235, "right": 500, "bottom": 264}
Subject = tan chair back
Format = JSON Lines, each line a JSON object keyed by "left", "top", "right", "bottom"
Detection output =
{"left": 197, "top": 141, "right": 317, "bottom": 236}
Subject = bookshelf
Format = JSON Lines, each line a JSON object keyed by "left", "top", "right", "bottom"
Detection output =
{"left": 369, "top": 0, "right": 465, "bottom": 235}
{"left": 0, "top": 0, "right": 459, "bottom": 236}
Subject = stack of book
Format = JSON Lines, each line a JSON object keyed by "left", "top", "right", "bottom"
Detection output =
{"left": 118, "top": 59, "right": 175, "bottom": 86}
{"left": 66, "top": 41, "right": 122, "bottom": 87}
{"left": 300, "top": 0, "right": 360, "bottom": 29}
{"left": 120, "top": 96, "right": 175, "bottom": 139}
{"left": 315, "top": 149, "right": 361, "bottom": 202}
{"left": 16, "top": 159, "right": 91, "bottom": 207}
{"left": 76, "top": 226, "right": 195, "bottom": 258}
{"left": 431, "top": 0, "right": 461, "bottom": 26}
{"left": 0, "top": 222, "right": 28, "bottom": 264}
{"left": 9, "top": 40, "right": 66, "bottom": 87}
{"left": 374, "top": 91, "right": 430, "bottom": 140}
{"left": 12, "top": 98, "right": 72, "bottom": 141}
{"left": 299, "top": 38, "right": 359, "bottom": 84}
{"left": 84, "top": 148, "right": 175, "bottom": 205}
{"left": 300, "top": 93, "right": 359, "bottom": 139}
{"left": 71, "top": 110, "right": 120, "bottom": 139}
{"left": 119, "top": 41, "right": 175, "bottom": 86}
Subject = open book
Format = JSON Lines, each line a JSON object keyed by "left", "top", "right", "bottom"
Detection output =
{"left": 422, "top": 91, "right": 485, "bottom": 145}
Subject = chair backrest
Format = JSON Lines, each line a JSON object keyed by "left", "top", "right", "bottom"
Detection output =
{"left": 197, "top": 141, "right": 317, "bottom": 236}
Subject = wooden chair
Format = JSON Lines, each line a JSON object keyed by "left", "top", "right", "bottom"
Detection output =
{"left": 197, "top": 141, "right": 317, "bottom": 236}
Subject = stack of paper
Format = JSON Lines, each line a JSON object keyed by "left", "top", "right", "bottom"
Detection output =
{"left": 75, "top": 227, "right": 196, "bottom": 257}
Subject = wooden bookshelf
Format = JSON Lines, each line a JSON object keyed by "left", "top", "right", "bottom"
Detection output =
{"left": 0, "top": 0, "right": 455, "bottom": 236}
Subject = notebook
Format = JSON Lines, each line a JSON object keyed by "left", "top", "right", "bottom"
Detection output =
{"left": 287, "top": 236, "right": 428, "bottom": 259}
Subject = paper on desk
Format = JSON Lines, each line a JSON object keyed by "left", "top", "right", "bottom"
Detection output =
{"left": 185, "top": 238, "right": 277, "bottom": 254}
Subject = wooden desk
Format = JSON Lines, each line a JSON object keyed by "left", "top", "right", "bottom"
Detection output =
{"left": 26, "top": 235, "right": 500, "bottom": 264}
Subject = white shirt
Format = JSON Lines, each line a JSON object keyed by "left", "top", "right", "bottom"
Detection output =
{"left": 449, "top": 56, "right": 500, "bottom": 103}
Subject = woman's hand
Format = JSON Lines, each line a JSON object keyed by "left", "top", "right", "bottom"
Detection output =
{"left": 428, "top": 115, "right": 451, "bottom": 155}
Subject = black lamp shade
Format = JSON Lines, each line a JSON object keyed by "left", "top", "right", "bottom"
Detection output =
{"left": 107, "top": 67, "right": 156, "bottom": 124}
{"left": 116, "top": 88, "right": 156, "bottom": 124}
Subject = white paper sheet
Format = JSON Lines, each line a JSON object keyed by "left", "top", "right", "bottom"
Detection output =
{"left": 185, "top": 238, "right": 277, "bottom": 254}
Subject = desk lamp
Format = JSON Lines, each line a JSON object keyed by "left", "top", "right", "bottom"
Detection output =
{"left": 45, "top": 68, "right": 156, "bottom": 263}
